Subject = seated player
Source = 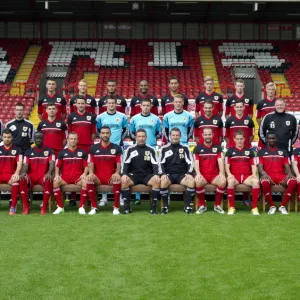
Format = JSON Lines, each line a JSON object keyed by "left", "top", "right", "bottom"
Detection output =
{"left": 225, "top": 130, "right": 260, "bottom": 215}
{"left": 19, "top": 131, "right": 55, "bottom": 215}
{"left": 53, "top": 132, "right": 94, "bottom": 215}
{"left": 87, "top": 126, "right": 122, "bottom": 215}
{"left": 0, "top": 129, "right": 23, "bottom": 215}
{"left": 160, "top": 127, "right": 195, "bottom": 214}
{"left": 292, "top": 145, "right": 300, "bottom": 201}
{"left": 258, "top": 132, "right": 296, "bottom": 215}
{"left": 194, "top": 128, "right": 226, "bottom": 214}
{"left": 120, "top": 129, "right": 160, "bottom": 214}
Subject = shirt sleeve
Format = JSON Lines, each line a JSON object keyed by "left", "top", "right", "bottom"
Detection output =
{"left": 256, "top": 101, "right": 262, "bottom": 118}
{"left": 219, "top": 95, "right": 224, "bottom": 112}
{"left": 184, "top": 146, "right": 194, "bottom": 174}
{"left": 248, "top": 98, "right": 254, "bottom": 115}
{"left": 61, "top": 97, "right": 67, "bottom": 113}
{"left": 150, "top": 148, "right": 159, "bottom": 175}
{"left": 257, "top": 150, "right": 263, "bottom": 165}
{"left": 183, "top": 96, "right": 189, "bottom": 111}
{"left": 195, "top": 95, "right": 200, "bottom": 112}
{"left": 38, "top": 98, "right": 43, "bottom": 114}
{"left": 91, "top": 115, "right": 97, "bottom": 133}
{"left": 56, "top": 151, "right": 63, "bottom": 168}
{"left": 225, "top": 149, "right": 231, "bottom": 164}
{"left": 96, "top": 115, "right": 102, "bottom": 131}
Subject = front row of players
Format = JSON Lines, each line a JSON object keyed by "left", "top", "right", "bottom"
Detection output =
{"left": 2, "top": 126, "right": 299, "bottom": 216}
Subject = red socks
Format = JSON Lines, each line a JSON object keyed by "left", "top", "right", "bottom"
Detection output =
{"left": 215, "top": 187, "right": 225, "bottom": 206}
{"left": 11, "top": 183, "right": 20, "bottom": 208}
{"left": 196, "top": 186, "right": 205, "bottom": 206}
{"left": 53, "top": 187, "right": 64, "bottom": 208}
{"left": 79, "top": 188, "right": 87, "bottom": 208}
{"left": 87, "top": 183, "right": 97, "bottom": 208}
{"left": 261, "top": 180, "right": 275, "bottom": 206}
{"left": 251, "top": 187, "right": 260, "bottom": 209}
{"left": 113, "top": 183, "right": 121, "bottom": 208}
{"left": 19, "top": 179, "right": 29, "bottom": 211}
{"left": 42, "top": 180, "right": 53, "bottom": 209}
{"left": 281, "top": 179, "right": 297, "bottom": 206}
{"left": 227, "top": 187, "right": 235, "bottom": 208}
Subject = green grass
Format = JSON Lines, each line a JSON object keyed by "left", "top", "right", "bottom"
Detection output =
{"left": 1, "top": 200, "right": 300, "bottom": 300}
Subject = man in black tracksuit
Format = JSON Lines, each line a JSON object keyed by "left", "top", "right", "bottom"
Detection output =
{"left": 259, "top": 98, "right": 298, "bottom": 156}
{"left": 159, "top": 127, "right": 195, "bottom": 214}
{"left": 121, "top": 129, "right": 160, "bottom": 214}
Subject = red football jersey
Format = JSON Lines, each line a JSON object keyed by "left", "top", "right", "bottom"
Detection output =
{"left": 195, "top": 91, "right": 223, "bottom": 116}
{"left": 0, "top": 145, "right": 22, "bottom": 175}
{"left": 56, "top": 148, "right": 88, "bottom": 180}
{"left": 70, "top": 94, "right": 97, "bottom": 114}
{"left": 38, "top": 93, "right": 67, "bottom": 120}
{"left": 225, "top": 94, "right": 254, "bottom": 117}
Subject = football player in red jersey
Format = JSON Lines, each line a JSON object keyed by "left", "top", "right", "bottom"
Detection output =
{"left": 225, "top": 130, "right": 260, "bottom": 215}
{"left": 258, "top": 132, "right": 296, "bottom": 215}
{"left": 291, "top": 144, "right": 300, "bottom": 202}
{"left": 53, "top": 132, "right": 95, "bottom": 215}
{"left": 1, "top": 129, "right": 23, "bottom": 215}
{"left": 37, "top": 103, "right": 67, "bottom": 157}
{"left": 38, "top": 79, "right": 67, "bottom": 121}
{"left": 130, "top": 80, "right": 159, "bottom": 117}
{"left": 225, "top": 79, "right": 254, "bottom": 119}
{"left": 195, "top": 76, "right": 223, "bottom": 118}
{"left": 194, "top": 99, "right": 223, "bottom": 145}
{"left": 194, "top": 128, "right": 226, "bottom": 214}
{"left": 161, "top": 77, "right": 189, "bottom": 114}
{"left": 67, "top": 95, "right": 96, "bottom": 153}
{"left": 87, "top": 126, "right": 122, "bottom": 215}
{"left": 70, "top": 79, "right": 97, "bottom": 114}
{"left": 19, "top": 131, "right": 55, "bottom": 215}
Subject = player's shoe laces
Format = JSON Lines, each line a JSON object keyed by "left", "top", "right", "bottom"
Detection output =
{"left": 214, "top": 205, "right": 225, "bottom": 214}
{"left": 53, "top": 207, "right": 64, "bottom": 215}
{"left": 113, "top": 208, "right": 120, "bottom": 215}
{"left": 278, "top": 206, "right": 288, "bottom": 215}
{"left": 99, "top": 199, "right": 108, "bottom": 207}
{"left": 9, "top": 207, "right": 16, "bottom": 215}
{"left": 227, "top": 207, "right": 236, "bottom": 215}
{"left": 184, "top": 207, "right": 193, "bottom": 214}
{"left": 251, "top": 207, "right": 260, "bottom": 216}
{"left": 88, "top": 208, "right": 97, "bottom": 215}
{"left": 69, "top": 199, "right": 76, "bottom": 207}
{"left": 22, "top": 208, "right": 29, "bottom": 215}
{"left": 78, "top": 207, "right": 86, "bottom": 215}
{"left": 121, "top": 209, "right": 132, "bottom": 214}
{"left": 161, "top": 207, "right": 169, "bottom": 215}
{"left": 196, "top": 205, "right": 207, "bottom": 214}
{"left": 268, "top": 206, "right": 277, "bottom": 215}
{"left": 40, "top": 207, "right": 47, "bottom": 215}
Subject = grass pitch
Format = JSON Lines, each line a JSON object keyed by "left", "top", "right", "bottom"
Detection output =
{"left": 1, "top": 200, "right": 300, "bottom": 300}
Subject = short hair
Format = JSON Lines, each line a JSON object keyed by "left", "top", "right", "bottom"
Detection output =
{"left": 2, "top": 128, "right": 13, "bottom": 136}
{"left": 46, "top": 102, "right": 57, "bottom": 108}
{"left": 15, "top": 102, "right": 24, "bottom": 108}
{"left": 174, "top": 94, "right": 184, "bottom": 100}
{"left": 78, "top": 79, "right": 87, "bottom": 85}
{"left": 266, "top": 82, "right": 276, "bottom": 89}
{"left": 235, "top": 79, "right": 244, "bottom": 85}
{"left": 202, "top": 127, "right": 213, "bottom": 134}
{"left": 68, "top": 132, "right": 78, "bottom": 138}
{"left": 76, "top": 95, "right": 86, "bottom": 103}
{"left": 169, "top": 76, "right": 179, "bottom": 84}
{"left": 136, "top": 128, "right": 147, "bottom": 136}
{"left": 106, "top": 96, "right": 116, "bottom": 103}
{"left": 275, "top": 98, "right": 286, "bottom": 104}
{"left": 100, "top": 126, "right": 111, "bottom": 133}
{"left": 204, "top": 99, "right": 214, "bottom": 106}
{"left": 34, "top": 131, "right": 43, "bottom": 136}
{"left": 170, "top": 127, "right": 181, "bottom": 136}
{"left": 141, "top": 98, "right": 151, "bottom": 105}
{"left": 46, "top": 79, "right": 56, "bottom": 83}
{"left": 266, "top": 131, "right": 277, "bottom": 138}
{"left": 234, "top": 101, "right": 244, "bottom": 106}
{"left": 204, "top": 76, "right": 214, "bottom": 83}
{"left": 107, "top": 79, "right": 117, "bottom": 84}
{"left": 234, "top": 130, "right": 245, "bottom": 138}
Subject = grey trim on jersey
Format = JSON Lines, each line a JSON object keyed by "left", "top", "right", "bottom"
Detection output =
{"left": 182, "top": 143, "right": 194, "bottom": 173}
{"left": 259, "top": 111, "right": 273, "bottom": 143}
{"left": 6, "top": 118, "right": 35, "bottom": 143}
{"left": 120, "top": 144, "right": 135, "bottom": 174}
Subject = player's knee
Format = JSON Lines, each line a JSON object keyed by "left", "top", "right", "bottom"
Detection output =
{"left": 160, "top": 179, "right": 169, "bottom": 189}
{"left": 195, "top": 178, "right": 205, "bottom": 187}
{"left": 219, "top": 178, "right": 226, "bottom": 188}
{"left": 227, "top": 178, "right": 235, "bottom": 187}
{"left": 252, "top": 178, "right": 259, "bottom": 187}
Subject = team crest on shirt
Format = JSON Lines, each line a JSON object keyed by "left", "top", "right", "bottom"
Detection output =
{"left": 44, "top": 151, "right": 49, "bottom": 156}
{"left": 117, "top": 99, "right": 121, "bottom": 104}
{"left": 56, "top": 123, "right": 61, "bottom": 127}
{"left": 245, "top": 151, "right": 250, "bottom": 155}
{"left": 23, "top": 126, "right": 28, "bottom": 131}
{"left": 11, "top": 150, "right": 16, "bottom": 155}
{"left": 57, "top": 98, "right": 61, "bottom": 102}
{"left": 244, "top": 120, "right": 249, "bottom": 125}
{"left": 116, "top": 118, "right": 120, "bottom": 122}
{"left": 214, "top": 96, "right": 219, "bottom": 100}
{"left": 87, "top": 116, "right": 91, "bottom": 121}
{"left": 183, "top": 117, "right": 187, "bottom": 121}
{"left": 145, "top": 151, "right": 150, "bottom": 155}
{"left": 150, "top": 119, "right": 155, "bottom": 123}
{"left": 179, "top": 148, "right": 184, "bottom": 153}
{"left": 87, "top": 99, "right": 91, "bottom": 104}
{"left": 245, "top": 99, "right": 249, "bottom": 103}
{"left": 78, "top": 152, "right": 82, "bottom": 157}
{"left": 213, "top": 120, "right": 218, "bottom": 125}
{"left": 10, "top": 125, "right": 16, "bottom": 131}
{"left": 212, "top": 148, "right": 217, "bottom": 153}
{"left": 286, "top": 121, "right": 290, "bottom": 126}
{"left": 111, "top": 149, "right": 116, "bottom": 154}
{"left": 278, "top": 151, "right": 283, "bottom": 155}
{"left": 136, "top": 100, "right": 139, "bottom": 103}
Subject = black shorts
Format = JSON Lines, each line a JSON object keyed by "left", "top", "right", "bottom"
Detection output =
{"left": 127, "top": 173, "right": 154, "bottom": 185}
{"left": 167, "top": 173, "right": 186, "bottom": 184}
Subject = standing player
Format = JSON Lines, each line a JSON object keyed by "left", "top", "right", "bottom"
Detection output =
{"left": 130, "top": 80, "right": 159, "bottom": 116}
{"left": 53, "top": 132, "right": 93, "bottom": 215}
{"left": 194, "top": 128, "right": 226, "bottom": 214}
{"left": 98, "top": 79, "right": 127, "bottom": 114}
{"left": 6, "top": 102, "right": 35, "bottom": 154}
{"left": 38, "top": 79, "right": 67, "bottom": 120}
{"left": 258, "top": 132, "right": 296, "bottom": 215}
{"left": 69, "top": 79, "right": 97, "bottom": 114}
{"left": 160, "top": 128, "right": 195, "bottom": 214}
{"left": 195, "top": 76, "right": 223, "bottom": 118}
{"left": 37, "top": 103, "right": 67, "bottom": 157}
{"left": 256, "top": 82, "right": 277, "bottom": 150}
{"left": 19, "top": 132, "right": 55, "bottom": 215}
{"left": 161, "top": 77, "right": 189, "bottom": 114}
{"left": 163, "top": 94, "right": 194, "bottom": 145}
{"left": 0, "top": 129, "right": 23, "bottom": 215}
{"left": 225, "top": 101, "right": 254, "bottom": 149}
{"left": 129, "top": 99, "right": 161, "bottom": 148}
{"left": 225, "top": 79, "right": 254, "bottom": 119}
{"left": 121, "top": 129, "right": 160, "bottom": 214}
{"left": 88, "top": 126, "right": 122, "bottom": 215}
{"left": 194, "top": 99, "right": 223, "bottom": 145}
{"left": 225, "top": 130, "right": 260, "bottom": 215}
{"left": 67, "top": 95, "right": 96, "bottom": 153}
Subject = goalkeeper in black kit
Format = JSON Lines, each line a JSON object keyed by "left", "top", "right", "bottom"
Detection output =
{"left": 120, "top": 129, "right": 161, "bottom": 214}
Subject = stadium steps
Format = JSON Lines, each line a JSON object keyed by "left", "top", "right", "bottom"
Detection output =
{"left": 29, "top": 103, "right": 40, "bottom": 128}
{"left": 270, "top": 73, "right": 291, "bottom": 97}
{"left": 10, "top": 46, "right": 41, "bottom": 95}
{"left": 253, "top": 104, "right": 259, "bottom": 142}
{"left": 83, "top": 73, "right": 98, "bottom": 96}
{"left": 198, "top": 47, "right": 221, "bottom": 94}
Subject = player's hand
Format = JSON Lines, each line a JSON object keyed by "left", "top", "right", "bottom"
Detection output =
{"left": 296, "top": 175, "right": 300, "bottom": 182}
{"left": 44, "top": 173, "right": 52, "bottom": 182}
{"left": 12, "top": 173, "right": 20, "bottom": 182}
{"left": 54, "top": 175, "right": 61, "bottom": 182}
{"left": 195, "top": 174, "right": 203, "bottom": 182}
{"left": 161, "top": 174, "right": 169, "bottom": 182}
{"left": 185, "top": 174, "right": 194, "bottom": 182}
{"left": 260, "top": 173, "right": 270, "bottom": 181}
{"left": 121, "top": 175, "right": 130, "bottom": 184}
{"left": 111, "top": 172, "right": 121, "bottom": 183}
{"left": 218, "top": 173, "right": 226, "bottom": 181}
{"left": 227, "top": 173, "right": 235, "bottom": 180}
{"left": 287, "top": 173, "right": 295, "bottom": 180}
{"left": 152, "top": 175, "right": 160, "bottom": 183}
{"left": 19, "top": 173, "right": 26, "bottom": 180}
{"left": 80, "top": 174, "right": 88, "bottom": 181}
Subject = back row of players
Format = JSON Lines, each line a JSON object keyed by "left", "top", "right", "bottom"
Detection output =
{"left": 1, "top": 76, "right": 300, "bottom": 215}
